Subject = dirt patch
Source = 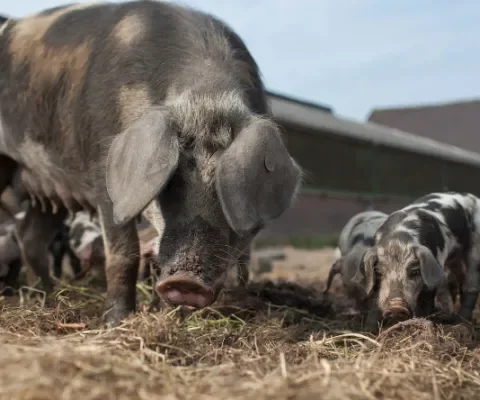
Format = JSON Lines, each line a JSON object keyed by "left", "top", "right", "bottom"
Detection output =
{"left": 252, "top": 246, "right": 338, "bottom": 283}
{"left": 1, "top": 246, "right": 480, "bottom": 399}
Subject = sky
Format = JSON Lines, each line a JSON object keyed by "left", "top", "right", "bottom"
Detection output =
{"left": 2, "top": 0, "right": 480, "bottom": 122}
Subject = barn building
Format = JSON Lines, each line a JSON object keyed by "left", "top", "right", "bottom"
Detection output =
{"left": 260, "top": 94, "right": 480, "bottom": 240}
{"left": 368, "top": 99, "right": 480, "bottom": 153}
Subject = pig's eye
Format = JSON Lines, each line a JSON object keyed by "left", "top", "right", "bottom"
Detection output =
{"left": 409, "top": 266, "right": 421, "bottom": 278}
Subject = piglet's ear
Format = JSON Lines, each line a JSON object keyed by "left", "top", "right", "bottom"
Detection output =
{"left": 351, "top": 248, "right": 377, "bottom": 296}
{"left": 324, "top": 258, "right": 343, "bottom": 294}
{"left": 416, "top": 245, "right": 445, "bottom": 289}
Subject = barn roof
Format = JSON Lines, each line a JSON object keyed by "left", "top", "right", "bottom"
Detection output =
{"left": 266, "top": 91, "right": 333, "bottom": 114}
{"left": 267, "top": 93, "right": 480, "bottom": 168}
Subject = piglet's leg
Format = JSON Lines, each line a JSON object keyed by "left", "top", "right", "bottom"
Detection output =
{"left": 16, "top": 203, "right": 67, "bottom": 293}
{"left": 50, "top": 235, "right": 66, "bottom": 279}
{"left": 98, "top": 205, "right": 139, "bottom": 327}
{"left": 433, "top": 280, "right": 455, "bottom": 321}
{"left": 0, "top": 155, "right": 16, "bottom": 195}
{"left": 363, "top": 297, "right": 382, "bottom": 332}
{"left": 66, "top": 245, "right": 83, "bottom": 277}
{"left": 415, "top": 289, "right": 436, "bottom": 318}
{"left": 459, "top": 256, "right": 480, "bottom": 321}
{"left": 2, "top": 259, "right": 22, "bottom": 295}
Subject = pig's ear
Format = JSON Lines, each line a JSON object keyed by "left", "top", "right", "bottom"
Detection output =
{"left": 416, "top": 245, "right": 445, "bottom": 289}
{"left": 215, "top": 118, "right": 302, "bottom": 235}
{"left": 324, "top": 258, "right": 343, "bottom": 294}
{"left": 351, "top": 248, "right": 377, "bottom": 295}
{"left": 106, "top": 108, "right": 179, "bottom": 225}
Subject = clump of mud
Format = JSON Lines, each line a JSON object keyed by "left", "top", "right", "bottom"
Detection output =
{"left": 208, "top": 279, "right": 359, "bottom": 329}
{"left": 245, "top": 280, "right": 333, "bottom": 317}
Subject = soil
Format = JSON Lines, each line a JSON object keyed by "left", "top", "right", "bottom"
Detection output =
{"left": 1, "top": 241, "right": 480, "bottom": 399}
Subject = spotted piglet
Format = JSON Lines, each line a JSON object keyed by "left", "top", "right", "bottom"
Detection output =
{"left": 68, "top": 214, "right": 159, "bottom": 283}
{"left": 324, "top": 210, "right": 388, "bottom": 327}
{"left": 0, "top": 211, "right": 84, "bottom": 292}
{"left": 352, "top": 192, "right": 480, "bottom": 324}
{"left": 66, "top": 212, "right": 105, "bottom": 282}
{"left": 0, "top": 216, "right": 22, "bottom": 294}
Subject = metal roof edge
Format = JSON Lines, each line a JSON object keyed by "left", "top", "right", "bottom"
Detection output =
{"left": 266, "top": 91, "right": 333, "bottom": 114}
{"left": 269, "top": 94, "right": 480, "bottom": 168}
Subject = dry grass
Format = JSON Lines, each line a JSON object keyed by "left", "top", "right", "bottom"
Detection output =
{"left": 1, "top": 248, "right": 480, "bottom": 400}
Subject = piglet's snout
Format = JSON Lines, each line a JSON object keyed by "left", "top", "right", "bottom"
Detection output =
{"left": 156, "top": 274, "right": 215, "bottom": 309}
{"left": 382, "top": 297, "right": 411, "bottom": 321}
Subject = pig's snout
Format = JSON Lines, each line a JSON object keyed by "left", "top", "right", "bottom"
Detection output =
{"left": 382, "top": 297, "right": 411, "bottom": 321}
{"left": 156, "top": 275, "right": 216, "bottom": 309}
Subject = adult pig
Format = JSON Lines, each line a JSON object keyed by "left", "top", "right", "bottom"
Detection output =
{"left": 0, "top": 1, "right": 302, "bottom": 325}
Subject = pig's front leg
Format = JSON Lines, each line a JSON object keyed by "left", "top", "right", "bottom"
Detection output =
{"left": 98, "top": 205, "right": 140, "bottom": 327}
{"left": 459, "top": 255, "right": 480, "bottom": 321}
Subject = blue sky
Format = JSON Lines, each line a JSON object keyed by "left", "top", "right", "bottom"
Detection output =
{"left": 2, "top": 0, "right": 480, "bottom": 121}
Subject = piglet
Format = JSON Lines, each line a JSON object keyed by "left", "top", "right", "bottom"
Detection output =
{"left": 352, "top": 192, "right": 480, "bottom": 324}
{"left": 324, "top": 210, "right": 388, "bottom": 328}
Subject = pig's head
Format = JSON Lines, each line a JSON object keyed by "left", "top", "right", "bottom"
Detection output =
{"left": 106, "top": 98, "right": 302, "bottom": 310}
{"left": 352, "top": 238, "right": 445, "bottom": 322}
{"left": 324, "top": 245, "right": 369, "bottom": 298}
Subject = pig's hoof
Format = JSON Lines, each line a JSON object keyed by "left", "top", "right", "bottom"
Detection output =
{"left": 103, "top": 318, "right": 121, "bottom": 330}
{"left": 103, "top": 302, "right": 136, "bottom": 328}
{"left": 103, "top": 312, "right": 127, "bottom": 329}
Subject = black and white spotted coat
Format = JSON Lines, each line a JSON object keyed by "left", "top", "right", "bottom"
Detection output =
{"left": 336, "top": 210, "right": 388, "bottom": 258}
{"left": 373, "top": 191, "right": 480, "bottom": 319}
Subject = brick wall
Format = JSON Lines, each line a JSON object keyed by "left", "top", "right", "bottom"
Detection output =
{"left": 256, "top": 192, "right": 410, "bottom": 239}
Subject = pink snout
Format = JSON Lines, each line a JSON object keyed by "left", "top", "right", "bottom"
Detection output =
{"left": 77, "top": 246, "right": 93, "bottom": 264}
{"left": 155, "top": 275, "right": 216, "bottom": 309}
{"left": 382, "top": 297, "right": 411, "bottom": 321}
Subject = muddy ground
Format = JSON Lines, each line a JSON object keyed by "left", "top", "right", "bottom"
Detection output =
{"left": 1, "top": 244, "right": 480, "bottom": 400}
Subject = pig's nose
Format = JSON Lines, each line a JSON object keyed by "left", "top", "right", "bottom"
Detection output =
{"left": 382, "top": 297, "right": 411, "bottom": 321}
{"left": 155, "top": 275, "right": 215, "bottom": 309}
